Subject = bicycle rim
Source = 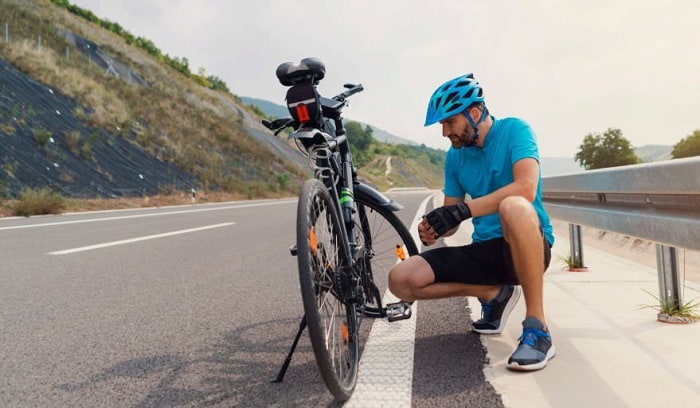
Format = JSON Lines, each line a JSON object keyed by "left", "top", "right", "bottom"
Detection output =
{"left": 353, "top": 190, "right": 419, "bottom": 318}
{"left": 296, "top": 179, "right": 359, "bottom": 401}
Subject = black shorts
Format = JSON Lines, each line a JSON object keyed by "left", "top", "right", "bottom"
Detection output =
{"left": 419, "top": 235, "right": 552, "bottom": 286}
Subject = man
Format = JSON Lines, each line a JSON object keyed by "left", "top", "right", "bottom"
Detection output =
{"left": 388, "top": 73, "right": 555, "bottom": 371}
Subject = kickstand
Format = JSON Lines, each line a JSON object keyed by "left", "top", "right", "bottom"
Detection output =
{"left": 271, "top": 316, "right": 307, "bottom": 383}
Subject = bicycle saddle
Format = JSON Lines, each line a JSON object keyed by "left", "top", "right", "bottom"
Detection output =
{"left": 276, "top": 57, "right": 326, "bottom": 86}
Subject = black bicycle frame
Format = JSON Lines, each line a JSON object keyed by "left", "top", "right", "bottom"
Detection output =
{"left": 313, "top": 102, "right": 360, "bottom": 300}
{"left": 269, "top": 61, "right": 413, "bottom": 385}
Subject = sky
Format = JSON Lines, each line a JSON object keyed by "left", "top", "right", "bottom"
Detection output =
{"left": 71, "top": 0, "right": 700, "bottom": 158}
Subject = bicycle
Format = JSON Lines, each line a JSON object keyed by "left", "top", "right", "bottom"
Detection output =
{"left": 264, "top": 57, "right": 418, "bottom": 401}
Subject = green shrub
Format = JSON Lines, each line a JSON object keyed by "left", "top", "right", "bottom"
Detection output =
{"left": 80, "top": 141, "right": 92, "bottom": 158}
{"left": 66, "top": 130, "right": 81, "bottom": 152}
{"left": 32, "top": 127, "right": 52, "bottom": 146}
{"left": 276, "top": 172, "right": 290, "bottom": 190}
{"left": 12, "top": 187, "right": 66, "bottom": 216}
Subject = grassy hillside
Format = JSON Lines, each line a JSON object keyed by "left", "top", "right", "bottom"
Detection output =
{"left": 362, "top": 155, "right": 443, "bottom": 191}
{"left": 0, "top": 0, "right": 445, "bottom": 213}
{"left": 0, "top": 0, "right": 307, "bottom": 200}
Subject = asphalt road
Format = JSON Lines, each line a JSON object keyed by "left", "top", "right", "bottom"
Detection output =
{"left": 0, "top": 191, "right": 503, "bottom": 407}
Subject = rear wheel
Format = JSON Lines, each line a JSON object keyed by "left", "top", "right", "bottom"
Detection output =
{"left": 352, "top": 189, "right": 419, "bottom": 317}
{"left": 296, "top": 179, "right": 358, "bottom": 401}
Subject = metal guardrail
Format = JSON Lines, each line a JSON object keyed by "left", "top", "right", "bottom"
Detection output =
{"left": 542, "top": 156, "right": 700, "bottom": 309}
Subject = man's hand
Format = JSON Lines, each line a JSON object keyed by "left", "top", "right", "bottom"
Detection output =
{"left": 417, "top": 217, "right": 438, "bottom": 246}
{"left": 425, "top": 202, "right": 472, "bottom": 238}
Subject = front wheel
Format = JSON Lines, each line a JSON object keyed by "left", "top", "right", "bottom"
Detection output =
{"left": 296, "top": 179, "right": 358, "bottom": 401}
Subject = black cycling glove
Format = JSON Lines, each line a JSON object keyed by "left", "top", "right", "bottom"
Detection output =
{"left": 425, "top": 202, "right": 472, "bottom": 238}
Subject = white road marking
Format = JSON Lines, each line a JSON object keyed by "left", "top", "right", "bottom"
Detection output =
{"left": 0, "top": 200, "right": 294, "bottom": 231}
{"left": 346, "top": 193, "right": 435, "bottom": 406}
{"left": 48, "top": 223, "right": 234, "bottom": 255}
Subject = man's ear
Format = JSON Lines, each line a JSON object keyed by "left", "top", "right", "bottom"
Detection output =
{"left": 468, "top": 107, "right": 480, "bottom": 123}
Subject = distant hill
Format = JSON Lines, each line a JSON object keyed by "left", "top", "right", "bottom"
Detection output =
{"left": 367, "top": 125, "right": 418, "bottom": 146}
{"left": 240, "top": 96, "right": 289, "bottom": 120}
{"left": 540, "top": 157, "right": 583, "bottom": 176}
{"left": 634, "top": 145, "right": 672, "bottom": 162}
{"left": 538, "top": 145, "right": 674, "bottom": 178}
{"left": 241, "top": 96, "right": 417, "bottom": 145}
{"left": 540, "top": 144, "right": 677, "bottom": 176}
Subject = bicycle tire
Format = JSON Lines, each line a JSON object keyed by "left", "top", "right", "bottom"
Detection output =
{"left": 296, "top": 179, "right": 359, "bottom": 401}
{"left": 352, "top": 188, "right": 419, "bottom": 317}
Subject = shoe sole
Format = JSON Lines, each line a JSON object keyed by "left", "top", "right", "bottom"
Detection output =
{"left": 506, "top": 345, "right": 556, "bottom": 371}
{"left": 472, "top": 286, "right": 522, "bottom": 335}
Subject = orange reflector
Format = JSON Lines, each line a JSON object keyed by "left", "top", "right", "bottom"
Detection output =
{"left": 309, "top": 226, "right": 318, "bottom": 254}
{"left": 395, "top": 245, "right": 406, "bottom": 261}
{"left": 341, "top": 322, "right": 349, "bottom": 344}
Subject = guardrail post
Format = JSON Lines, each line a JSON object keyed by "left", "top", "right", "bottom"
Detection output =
{"left": 655, "top": 244, "right": 681, "bottom": 311}
{"left": 569, "top": 223, "right": 584, "bottom": 268}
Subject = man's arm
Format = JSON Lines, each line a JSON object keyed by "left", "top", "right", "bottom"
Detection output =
{"left": 437, "top": 195, "right": 465, "bottom": 238}
{"left": 465, "top": 157, "right": 539, "bottom": 218}
{"left": 417, "top": 194, "right": 464, "bottom": 245}
{"left": 422, "top": 158, "right": 540, "bottom": 242}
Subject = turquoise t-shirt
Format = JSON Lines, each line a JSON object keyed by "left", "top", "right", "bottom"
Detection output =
{"left": 443, "top": 117, "right": 554, "bottom": 246}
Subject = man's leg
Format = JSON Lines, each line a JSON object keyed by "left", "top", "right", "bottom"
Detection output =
{"left": 390, "top": 241, "right": 521, "bottom": 334}
{"left": 388, "top": 255, "right": 499, "bottom": 301}
{"left": 499, "top": 195, "right": 555, "bottom": 371}
{"left": 498, "top": 196, "right": 546, "bottom": 326}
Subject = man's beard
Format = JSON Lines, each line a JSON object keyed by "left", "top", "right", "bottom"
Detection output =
{"left": 450, "top": 127, "right": 478, "bottom": 149}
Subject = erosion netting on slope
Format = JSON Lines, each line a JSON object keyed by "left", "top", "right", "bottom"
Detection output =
{"left": 0, "top": 58, "right": 196, "bottom": 198}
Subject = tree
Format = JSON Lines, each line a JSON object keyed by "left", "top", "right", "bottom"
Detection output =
{"left": 207, "top": 75, "right": 230, "bottom": 93}
{"left": 575, "top": 128, "right": 641, "bottom": 170}
{"left": 345, "top": 121, "right": 374, "bottom": 166}
{"left": 671, "top": 130, "right": 700, "bottom": 159}
{"left": 364, "top": 124, "right": 374, "bottom": 139}
{"left": 346, "top": 121, "right": 373, "bottom": 151}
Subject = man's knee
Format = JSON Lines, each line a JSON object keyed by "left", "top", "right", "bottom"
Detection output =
{"left": 388, "top": 256, "right": 434, "bottom": 300}
{"left": 498, "top": 196, "right": 532, "bottom": 218}
{"left": 388, "top": 261, "right": 411, "bottom": 298}
{"left": 499, "top": 196, "right": 538, "bottom": 228}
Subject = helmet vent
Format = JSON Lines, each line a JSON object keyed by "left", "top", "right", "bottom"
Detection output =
{"left": 447, "top": 102, "right": 463, "bottom": 113}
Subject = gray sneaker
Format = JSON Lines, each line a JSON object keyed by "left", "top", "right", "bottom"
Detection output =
{"left": 507, "top": 317, "right": 556, "bottom": 371}
{"left": 472, "top": 285, "right": 521, "bottom": 334}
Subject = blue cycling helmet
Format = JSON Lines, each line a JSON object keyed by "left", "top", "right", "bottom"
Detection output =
{"left": 424, "top": 73, "right": 485, "bottom": 126}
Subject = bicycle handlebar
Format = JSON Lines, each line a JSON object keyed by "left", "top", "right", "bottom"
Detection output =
{"left": 334, "top": 83, "right": 364, "bottom": 102}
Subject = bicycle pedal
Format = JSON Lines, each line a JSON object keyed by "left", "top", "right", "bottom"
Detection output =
{"left": 289, "top": 245, "right": 297, "bottom": 256}
{"left": 385, "top": 301, "right": 412, "bottom": 322}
